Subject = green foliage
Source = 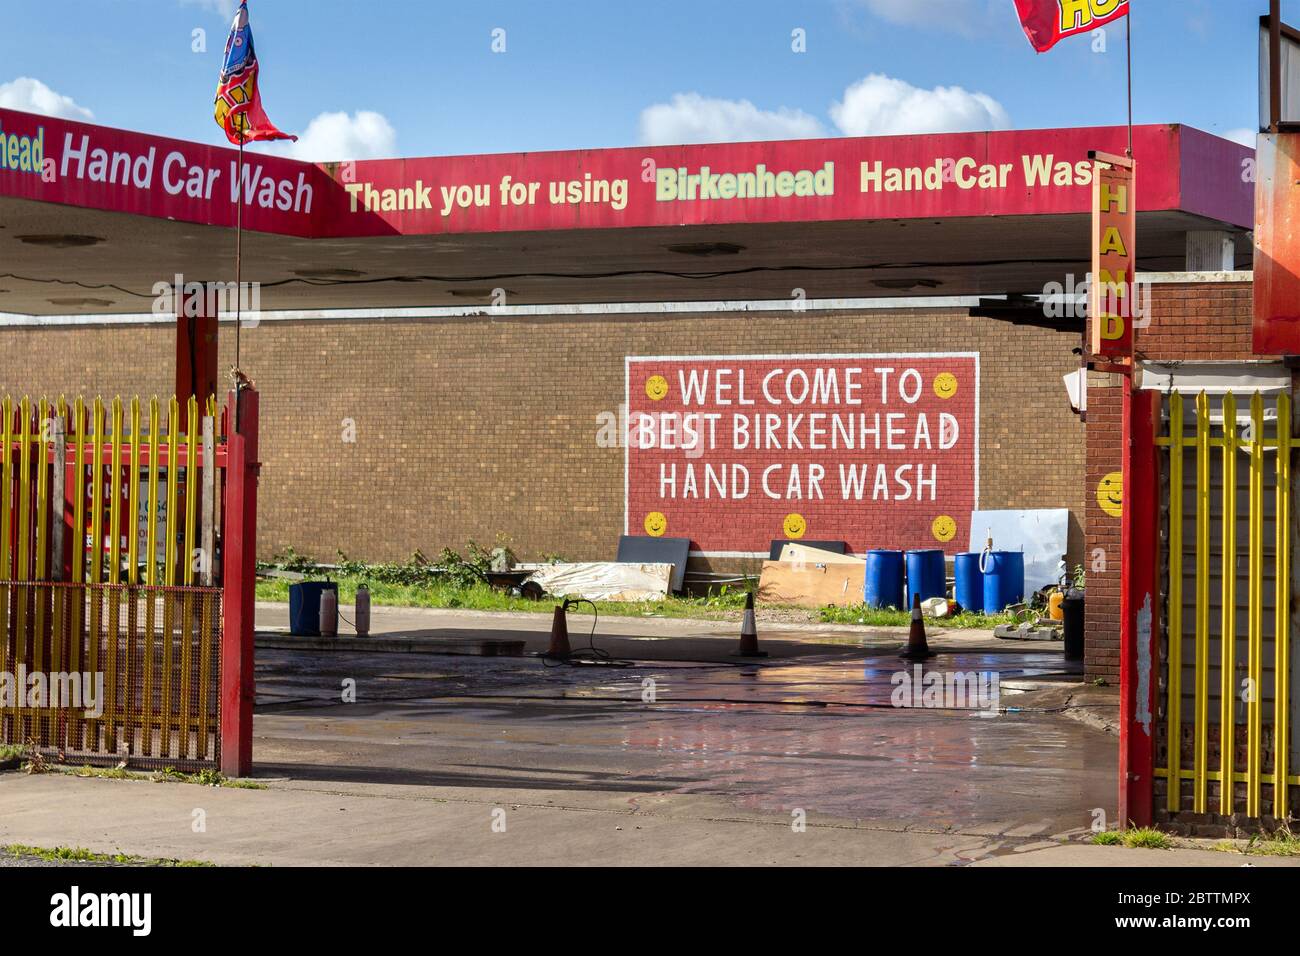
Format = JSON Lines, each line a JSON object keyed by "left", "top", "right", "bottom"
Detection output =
{"left": 274, "top": 545, "right": 319, "bottom": 574}
{"left": 1240, "top": 828, "right": 1300, "bottom": 857}
{"left": 1090, "top": 830, "right": 1123, "bottom": 845}
{"left": 817, "top": 605, "right": 1015, "bottom": 629}
{"left": 2, "top": 843, "right": 214, "bottom": 867}
{"left": 1121, "top": 827, "right": 1173, "bottom": 849}
{"left": 264, "top": 544, "right": 498, "bottom": 590}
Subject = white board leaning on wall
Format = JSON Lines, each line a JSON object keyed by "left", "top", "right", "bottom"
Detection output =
{"left": 968, "top": 509, "right": 1070, "bottom": 595}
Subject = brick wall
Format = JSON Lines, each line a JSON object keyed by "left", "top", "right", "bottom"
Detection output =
{"left": 1083, "top": 277, "right": 1261, "bottom": 681}
{"left": 0, "top": 307, "right": 1086, "bottom": 573}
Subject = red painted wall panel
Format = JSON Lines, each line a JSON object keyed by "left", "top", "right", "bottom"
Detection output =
{"left": 625, "top": 354, "right": 977, "bottom": 555}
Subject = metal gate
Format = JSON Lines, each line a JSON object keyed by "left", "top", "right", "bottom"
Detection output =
{"left": 0, "top": 395, "right": 227, "bottom": 770}
{"left": 1155, "top": 390, "right": 1299, "bottom": 825}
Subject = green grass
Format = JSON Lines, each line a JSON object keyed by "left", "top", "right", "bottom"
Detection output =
{"left": 2, "top": 843, "right": 213, "bottom": 867}
{"left": 1120, "top": 827, "right": 1174, "bottom": 849}
{"left": 58, "top": 763, "right": 266, "bottom": 789}
{"left": 1091, "top": 827, "right": 1174, "bottom": 849}
{"left": 815, "top": 606, "right": 1015, "bottom": 628}
{"left": 256, "top": 573, "right": 1016, "bottom": 628}
{"left": 1214, "top": 830, "right": 1300, "bottom": 857}
{"left": 0, "top": 743, "right": 24, "bottom": 762}
{"left": 259, "top": 574, "right": 753, "bottom": 620}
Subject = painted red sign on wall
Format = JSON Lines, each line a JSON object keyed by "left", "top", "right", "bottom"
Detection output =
{"left": 625, "top": 354, "right": 979, "bottom": 556}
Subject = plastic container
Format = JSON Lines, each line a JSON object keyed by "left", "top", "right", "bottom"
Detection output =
{"left": 953, "top": 552, "right": 985, "bottom": 613}
{"left": 289, "top": 580, "right": 338, "bottom": 636}
{"left": 863, "top": 550, "right": 905, "bottom": 609}
{"left": 1062, "top": 590, "right": 1085, "bottom": 661}
{"left": 905, "top": 549, "right": 946, "bottom": 604}
{"left": 981, "top": 551, "right": 1025, "bottom": 612}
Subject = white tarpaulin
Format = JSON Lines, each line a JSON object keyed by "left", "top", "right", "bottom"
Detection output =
{"left": 968, "top": 508, "right": 1070, "bottom": 595}
{"left": 523, "top": 562, "right": 674, "bottom": 602}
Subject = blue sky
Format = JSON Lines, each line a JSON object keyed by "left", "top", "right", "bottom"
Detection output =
{"left": 0, "top": 0, "right": 1286, "bottom": 160}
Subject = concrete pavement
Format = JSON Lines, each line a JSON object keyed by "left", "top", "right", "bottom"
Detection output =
{"left": 2, "top": 772, "right": 1291, "bottom": 866}
{"left": 0, "top": 603, "right": 1283, "bottom": 866}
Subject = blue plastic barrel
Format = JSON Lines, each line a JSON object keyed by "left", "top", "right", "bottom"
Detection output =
{"left": 982, "top": 551, "right": 1025, "bottom": 612}
{"left": 289, "top": 581, "right": 338, "bottom": 636}
{"left": 864, "top": 550, "right": 905, "bottom": 609}
{"left": 954, "top": 552, "right": 985, "bottom": 613}
{"left": 905, "top": 549, "right": 946, "bottom": 604}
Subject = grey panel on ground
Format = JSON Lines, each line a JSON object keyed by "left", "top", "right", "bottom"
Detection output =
{"left": 616, "top": 535, "right": 690, "bottom": 593}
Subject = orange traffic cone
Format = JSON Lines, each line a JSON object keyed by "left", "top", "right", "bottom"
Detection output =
{"left": 544, "top": 603, "right": 572, "bottom": 659}
{"left": 733, "top": 591, "right": 767, "bottom": 657}
{"left": 900, "top": 593, "right": 935, "bottom": 660}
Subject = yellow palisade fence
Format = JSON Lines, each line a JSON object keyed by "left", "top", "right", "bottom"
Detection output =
{"left": 0, "top": 395, "right": 224, "bottom": 769}
{"left": 1157, "top": 390, "right": 1296, "bottom": 823}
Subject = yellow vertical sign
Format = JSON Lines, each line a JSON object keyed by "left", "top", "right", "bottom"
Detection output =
{"left": 1090, "top": 152, "right": 1136, "bottom": 360}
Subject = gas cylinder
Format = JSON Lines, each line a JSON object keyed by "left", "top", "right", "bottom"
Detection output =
{"left": 319, "top": 588, "right": 338, "bottom": 637}
{"left": 1048, "top": 590, "right": 1065, "bottom": 621}
{"left": 354, "top": 584, "right": 371, "bottom": 637}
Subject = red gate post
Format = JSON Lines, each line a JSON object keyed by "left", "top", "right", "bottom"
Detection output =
{"left": 220, "top": 387, "right": 259, "bottom": 777}
{"left": 1119, "top": 380, "right": 1162, "bottom": 827}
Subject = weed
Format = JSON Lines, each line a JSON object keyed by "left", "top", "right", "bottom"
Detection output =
{"left": 817, "top": 605, "right": 1014, "bottom": 629}
{"left": 1120, "top": 827, "right": 1173, "bottom": 849}
{"left": 22, "top": 739, "right": 47, "bottom": 775}
{"left": 1090, "top": 830, "right": 1123, "bottom": 845}
{"left": 1, "top": 843, "right": 213, "bottom": 867}
{"left": 1238, "top": 828, "right": 1300, "bottom": 857}
{"left": 31, "top": 762, "right": 266, "bottom": 789}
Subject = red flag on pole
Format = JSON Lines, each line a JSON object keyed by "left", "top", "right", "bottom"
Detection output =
{"left": 213, "top": 0, "right": 296, "bottom": 144}
{"left": 1013, "top": 0, "right": 1129, "bottom": 53}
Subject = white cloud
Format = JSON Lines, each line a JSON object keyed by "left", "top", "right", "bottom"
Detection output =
{"left": 830, "top": 74, "right": 1009, "bottom": 137}
{"left": 639, "top": 93, "right": 826, "bottom": 145}
{"left": 855, "top": 0, "right": 1000, "bottom": 35}
{"left": 1223, "top": 128, "right": 1258, "bottom": 147}
{"left": 181, "top": 0, "right": 239, "bottom": 19}
{"left": 258, "top": 110, "right": 398, "bottom": 162}
{"left": 0, "top": 77, "right": 93, "bottom": 121}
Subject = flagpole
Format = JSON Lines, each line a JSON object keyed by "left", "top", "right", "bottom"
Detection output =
{"left": 1126, "top": 2, "right": 1134, "bottom": 157}
{"left": 235, "top": 136, "right": 244, "bottom": 373}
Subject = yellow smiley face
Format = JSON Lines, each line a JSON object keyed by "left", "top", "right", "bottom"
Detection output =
{"left": 933, "top": 373, "right": 958, "bottom": 400}
{"left": 1097, "top": 471, "right": 1123, "bottom": 518}
{"left": 645, "top": 375, "right": 669, "bottom": 401}
{"left": 782, "top": 513, "right": 807, "bottom": 539}
{"left": 931, "top": 514, "right": 957, "bottom": 543}
{"left": 644, "top": 511, "right": 668, "bottom": 536}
